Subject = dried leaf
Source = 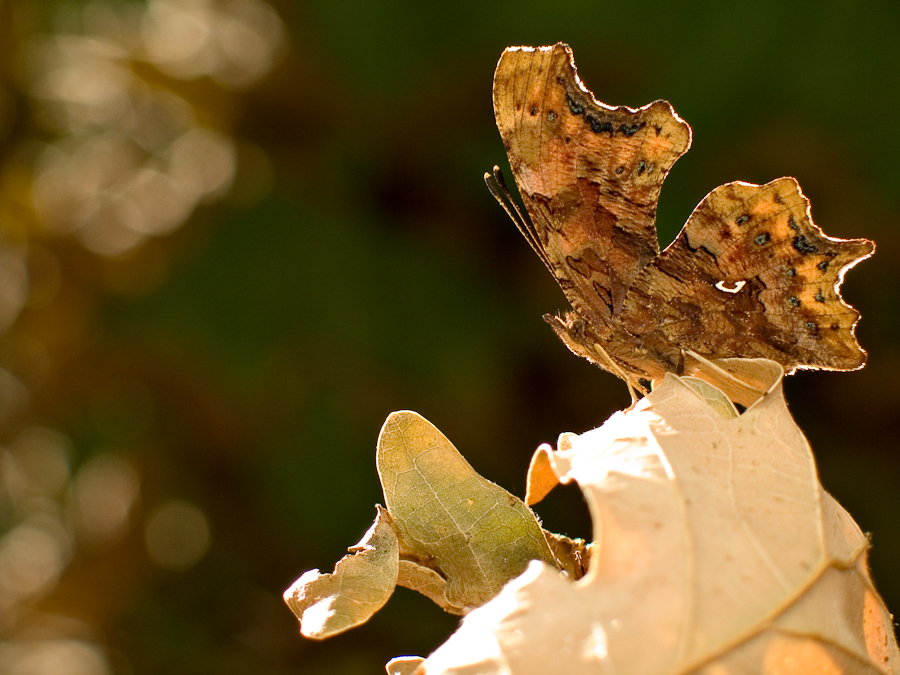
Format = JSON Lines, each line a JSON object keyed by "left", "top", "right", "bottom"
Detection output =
{"left": 387, "top": 656, "right": 426, "bottom": 675}
{"left": 524, "top": 444, "right": 557, "bottom": 506}
{"left": 542, "top": 530, "right": 592, "bottom": 581}
{"left": 679, "top": 376, "right": 739, "bottom": 419}
{"left": 410, "top": 363, "right": 899, "bottom": 674}
{"left": 397, "top": 560, "right": 462, "bottom": 615}
{"left": 283, "top": 505, "right": 399, "bottom": 639}
{"left": 684, "top": 353, "right": 786, "bottom": 407}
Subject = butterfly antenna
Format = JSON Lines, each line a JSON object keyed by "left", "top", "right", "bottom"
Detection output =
{"left": 484, "top": 166, "right": 546, "bottom": 264}
{"left": 484, "top": 166, "right": 525, "bottom": 228}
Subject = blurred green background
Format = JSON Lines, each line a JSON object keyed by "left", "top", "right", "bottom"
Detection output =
{"left": 0, "top": 0, "right": 897, "bottom": 673}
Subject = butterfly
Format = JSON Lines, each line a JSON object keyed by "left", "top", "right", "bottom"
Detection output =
{"left": 486, "top": 43, "right": 874, "bottom": 404}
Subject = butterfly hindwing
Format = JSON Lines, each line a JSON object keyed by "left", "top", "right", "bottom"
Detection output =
{"left": 622, "top": 178, "right": 874, "bottom": 372}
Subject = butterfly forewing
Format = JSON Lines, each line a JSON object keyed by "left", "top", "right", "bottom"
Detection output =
{"left": 493, "top": 44, "right": 691, "bottom": 328}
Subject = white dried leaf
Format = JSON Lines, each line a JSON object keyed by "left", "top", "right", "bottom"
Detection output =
{"left": 412, "top": 366, "right": 899, "bottom": 674}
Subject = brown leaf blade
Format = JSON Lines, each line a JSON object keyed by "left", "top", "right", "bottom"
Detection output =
{"left": 283, "top": 505, "right": 399, "bottom": 639}
{"left": 387, "top": 656, "right": 426, "bottom": 675}
{"left": 524, "top": 443, "right": 559, "bottom": 505}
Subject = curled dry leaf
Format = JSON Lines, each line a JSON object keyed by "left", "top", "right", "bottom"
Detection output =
{"left": 387, "top": 656, "right": 426, "bottom": 675}
{"left": 283, "top": 505, "right": 399, "bottom": 639}
{"left": 283, "top": 411, "right": 558, "bottom": 638}
{"left": 410, "top": 361, "right": 899, "bottom": 675}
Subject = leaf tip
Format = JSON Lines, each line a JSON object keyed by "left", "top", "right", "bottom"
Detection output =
{"left": 526, "top": 443, "right": 560, "bottom": 505}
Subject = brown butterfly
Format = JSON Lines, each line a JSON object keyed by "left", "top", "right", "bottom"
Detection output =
{"left": 486, "top": 43, "right": 874, "bottom": 404}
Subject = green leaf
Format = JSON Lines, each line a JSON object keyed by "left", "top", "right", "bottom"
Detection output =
{"left": 377, "top": 410, "right": 557, "bottom": 611}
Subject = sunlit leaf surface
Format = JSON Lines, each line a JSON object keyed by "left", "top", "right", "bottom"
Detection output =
{"left": 284, "top": 411, "right": 558, "bottom": 636}
{"left": 412, "top": 365, "right": 899, "bottom": 674}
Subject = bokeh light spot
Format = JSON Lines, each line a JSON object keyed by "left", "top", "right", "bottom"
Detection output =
{"left": 144, "top": 499, "right": 210, "bottom": 570}
{"left": 0, "top": 639, "right": 111, "bottom": 675}
{"left": 168, "top": 128, "right": 236, "bottom": 199}
{"left": 10, "top": 427, "right": 71, "bottom": 498}
{"left": 0, "top": 520, "right": 70, "bottom": 602}
{"left": 68, "top": 456, "right": 140, "bottom": 545}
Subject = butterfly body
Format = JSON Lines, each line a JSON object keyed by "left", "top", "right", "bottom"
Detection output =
{"left": 491, "top": 44, "right": 873, "bottom": 401}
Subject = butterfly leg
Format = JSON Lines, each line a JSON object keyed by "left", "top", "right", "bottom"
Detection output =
{"left": 585, "top": 337, "right": 643, "bottom": 404}
{"left": 592, "top": 351, "right": 644, "bottom": 406}
{"left": 543, "top": 312, "right": 647, "bottom": 404}
{"left": 624, "top": 379, "right": 641, "bottom": 407}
